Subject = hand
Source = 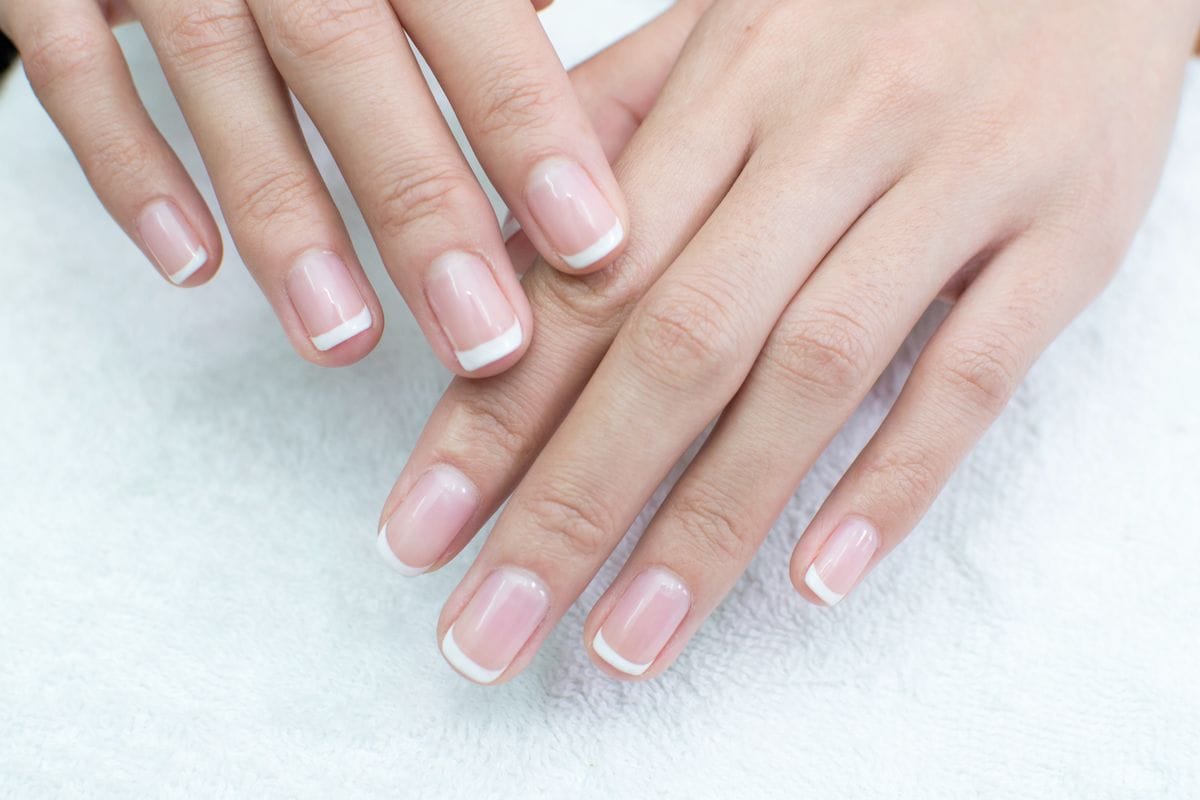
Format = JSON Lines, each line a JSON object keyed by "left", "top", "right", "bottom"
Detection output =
{"left": 376, "top": 0, "right": 1200, "bottom": 683}
{"left": 0, "top": 0, "right": 630, "bottom": 375}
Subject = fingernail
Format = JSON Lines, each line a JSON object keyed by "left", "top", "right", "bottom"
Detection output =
{"left": 376, "top": 465, "right": 478, "bottom": 576}
{"left": 136, "top": 199, "right": 208, "bottom": 285}
{"left": 441, "top": 568, "right": 549, "bottom": 684}
{"left": 500, "top": 211, "right": 522, "bottom": 242}
{"left": 426, "top": 252, "right": 522, "bottom": 372}
{"left": 804, "top": 516, "right": 880, "bottom": 606}
{"left": 525, "top": 158, "right": 623, "bottom": 269}
{"left": 285, "top": 250, "right": 372, "bottom": 351}
{"left": 592, "top": 567, "right": 690, "bottom": 677}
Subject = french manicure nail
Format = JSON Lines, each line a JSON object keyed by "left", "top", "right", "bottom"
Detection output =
{"left": 441, "top": 568, "right": 549, "bottom": 684}
{"left": 500, "top": 211, "right": 522, "bottom": 242}
{"left": 592, "top": 567, "right": 690, "bottom": 677}
{"left": 426, "top": 251, "right": 522, "bottom": 372}
{"left": 376, "top": 465, "right": 478, "bottom": 576}
{"left": 137, "top": 199, "right": 207, "bottom": 285}
{"left": 285, "top": 250, "right": 372, "bottom": 351}
{"left": 804, "top": 516, "right": 880, "bottom": 606}
{"left": 525, "top": 158, "right": 623, "bottom": 269}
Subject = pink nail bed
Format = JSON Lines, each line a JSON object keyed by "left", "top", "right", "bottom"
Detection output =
{"left": 525, "top": 159, "right": 623, "bottom": 269}
{"left": 441, "top": 568, "right": 549, "bottom": 684}
{"left": 804, "top": 516, "right": 880, "bottom": 606}
{"left": 285, "top": 250, "right": 372, "bottom": 351}
{"left": 376, "top": 466, "right": 478, "bottom": 576}
{"left": 425, "top": 252, "right": 522, "bottom": 372}
{"left": 136, "top": 199, "right": 207, "bottom": 285}
{"left": 593, "top": 568, "right": 690, "bottom": 677}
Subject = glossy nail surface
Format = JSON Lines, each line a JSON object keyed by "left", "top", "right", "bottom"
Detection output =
{"left": 593, "top": 568, "right": 690, "bottom": 677}
{"left": 137, "top": 200, "right": 207, "bottom": 285}
{"left": 441, "top": 568, "right": 549, "bottom": 684}
{"left": 425, "top": 252, "right": 521, "bottom": 372}
{"left": 377, "top": 466, "right": 478, "bottom": 576}
{"left": 804, "top": 516, "right": 880, "bottom": 606}
{"left": 525, "top": 159, "right": 623, "bottom": 269}
{"left": 285, "top": 250, "right": 371, "bottom": 351}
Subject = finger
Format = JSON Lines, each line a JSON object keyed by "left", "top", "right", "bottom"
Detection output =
{"left": 581, "top": 179, "right": 999, "bottom": 678}
{"left": 250, "top": 0, "right": 529, "bottom": 377}
{"left": 431, "top": 131, "right": 906, "bottom": 685}
{"left": 132, "top": 0, "right": 382, "bottom": 364}
{"left": 4, "top": 0, "right": 222, "bottom": 286}
{"left": 400, "top": 0, "right": 629, "bottom": 274}
{"left": 501, "top": 2, "right": 700, "bottom": 276}
{"left": 789, "top": 228, "right": 1098, "bottom": 605}
{"left": 375, "top": 0, "right": 714, "bottom": 578}
{"left": 501, "top": 1, "right": 694, "bottom": 276}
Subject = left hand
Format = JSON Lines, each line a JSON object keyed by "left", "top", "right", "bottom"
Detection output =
{"left": 379, "top": 0, "right": 1199, "bottom": 683}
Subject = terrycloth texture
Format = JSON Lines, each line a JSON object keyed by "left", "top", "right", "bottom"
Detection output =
{"left": 1, "top": 4, "right": 1198, "bottom": 797}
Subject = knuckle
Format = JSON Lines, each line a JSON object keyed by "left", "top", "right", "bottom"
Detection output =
{"left": 765, "top": 307, "right": 874, "bottom": 402}
{"left": 446, "top": 389, "right": 538, "bottom": 469}
{"left": 535, "top": 239, "right": 653, "bottom": 329}
{"left": 625, "top": 282, "right": 744, "bottom": 391}
{"left": 518, "top": 484, "right": 614, "bottom": 563}
{"left": 938, "top": 334, "right": 1022, "bottom": 416}
{"left": 158, "top": 1, "right": 259, "bottom": 69}
{"left": 87, "top": 129, "right": 152, "bottom": 180}
{"left": 855, "top": 13, "right": 959, "bottom": 115}
{"left": 267, "top": 0, "right": 388, "bottom": 62}
{"left": 373, "top": 161, "right": 471, "bottom": 240}
{"left": 856, "top": 445, "right": 944, "bottom": 519}
{"left": 470, "top": 66, "right": 562, "bottom": 139}
{"left": 230, "top": 165, "right": 320, "bottom": 229}
{"left": 21, "top": 21, "right": 110, "bottom": 93}
{"left": 670, "top": 483, "right": 754, "bottom": 566}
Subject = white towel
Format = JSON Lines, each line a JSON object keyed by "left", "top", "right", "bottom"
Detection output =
{"left": 1, "top": 3, "right": 1197, "bottom": 797}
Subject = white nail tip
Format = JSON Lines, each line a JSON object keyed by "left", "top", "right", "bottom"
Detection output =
{"left": 500, "top": 214, "right": 522, "bottom": 242}
{"left": 310, "top": 306, "right": 372, "bottom": 351}
{"left": 441, "top": 626, "right": 504, "bottom": 684}
{"left": 561, "top": 220, "right": 624, "bottom": 269}
{"left": 592, "top": 629, "right": 651, "bottom": 676}
{"left": 375, "top": 523, "right": 428, "bottom": 577}
{"left": 168, "top": 247, "right": 208, "bottom": 285}
{"left": 804, "top": 565, "right": 844, "bottom": 607}
{"left": 454, "top": 320, "right": 523, "bottom": 372}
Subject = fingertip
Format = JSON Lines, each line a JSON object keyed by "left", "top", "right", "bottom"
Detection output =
{"left": 521, "top": 157, "right": 628, "bottom": 274}
{"left": 425, "top": 250, "right": 533, "bottom": 379}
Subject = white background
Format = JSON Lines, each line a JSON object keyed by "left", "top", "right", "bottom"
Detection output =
{"left": 1, "top": 3, "right": 1198, "bottom": 797}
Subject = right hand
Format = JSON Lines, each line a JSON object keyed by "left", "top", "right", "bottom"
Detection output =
{"left": 0, "top": 0, "right": 633, "bottom": 375}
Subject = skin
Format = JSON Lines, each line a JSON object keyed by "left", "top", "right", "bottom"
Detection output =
{"left": 378, "top": 0, "right": 1200, "bottom": 682}
{"left": 0, "top": 0, "right": 627, "bottom": 375}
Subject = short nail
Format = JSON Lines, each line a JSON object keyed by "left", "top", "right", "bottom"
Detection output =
{"left": 592, "top": 567, "right": 690, "bottom": 677}
{"left": 441, "top": 568, "right": 549, "bottom": 684}
{"left": 136, "top": 199, "right": 208, "bottom": 285}
{"left": 376, "top": 465, "right": 478, "bottom": 576}
{"left": 285, "top": 250, "right": 372, "bottom": 351}
{"left": 804, "top": 516, "right": 881, "bottom": 606}
{"left": 525, "top": 159, "right": 623, "bottom": 269}
{"left": 426, "top": 251, "right": 522, "bottom": 372}
{"left": 500, "top": 211, "right": 522, "bottom": 242}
